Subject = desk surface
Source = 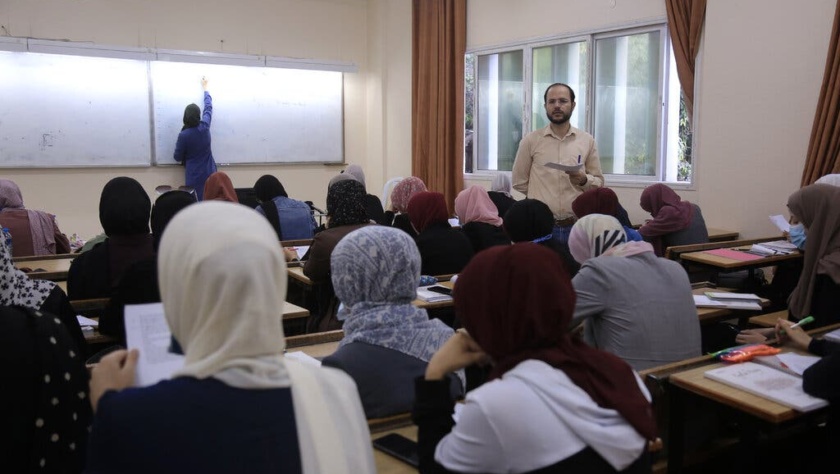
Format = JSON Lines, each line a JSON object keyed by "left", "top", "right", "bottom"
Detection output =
{"left": 669, "top": 360, "right": 801, "bottom": 424}
{"left": 706, "top": 228, "right": 739, "bottom": 242}
{"left": 288, "top": 267, "right": 455, "bottom": 310}
{"left": 372, "top": 425, "right": 418, "bottom": 474}
{"left": 15, "top": 256, "right": 73, "bottom": 281}
{"left": 680, "top": 246, "right": 801, "bottom": 270}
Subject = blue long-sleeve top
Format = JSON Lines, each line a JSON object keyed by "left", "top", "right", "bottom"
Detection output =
{"left": 174, "top": 91, "right": 217, "bottom": 200}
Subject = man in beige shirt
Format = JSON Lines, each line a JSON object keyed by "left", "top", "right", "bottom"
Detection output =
{"left": 511, "top": 83, "right": 604, "bottom": 244}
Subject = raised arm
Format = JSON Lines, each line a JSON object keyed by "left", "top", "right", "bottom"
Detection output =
{"left": 201, "top": 77, "right": 213, "bottom": 127}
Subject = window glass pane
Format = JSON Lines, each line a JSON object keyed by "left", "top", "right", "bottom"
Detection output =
{"left": 594, "top": 31, "right": 660, "bottom": 176}
{"left": 476, "top": 50, "right": 523, "bottom": 171}
{"left": 532, "top": 42, "right": 588, "bottom": 131}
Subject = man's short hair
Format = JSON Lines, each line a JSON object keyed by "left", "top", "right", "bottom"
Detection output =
{"left": 544, "top": 83, "right": 576, "bottom": 104}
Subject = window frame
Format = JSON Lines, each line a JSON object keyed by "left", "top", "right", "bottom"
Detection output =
{"left": 466, "top": 18, "right": 696, "bottom": 188}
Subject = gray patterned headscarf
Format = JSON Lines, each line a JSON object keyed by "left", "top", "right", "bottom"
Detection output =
{"left": 330, "top": 226, "right": 454, "bottom": 363}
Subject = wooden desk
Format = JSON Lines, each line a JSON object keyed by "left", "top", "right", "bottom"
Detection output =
{"left": 706, "top": 228, "right": 739, "bottom": 242}
{"left": 680, "top": 246, "right": 801, "bottom": 271}
{"left": 288, "top": 266, "right": 455, "bottom": 310}
{"left": 662, "top": 323, "right": 840, "bottom": 473}
{"left": 15, "top": 256, "right": 73, "bottom": 281}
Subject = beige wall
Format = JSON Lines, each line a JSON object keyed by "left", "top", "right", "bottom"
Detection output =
{"left": 2, "top": 0, "right": 837, "bottom": 239}
{"left": 0, "top": 0, "right": 413, "bottom": 238}
{"left": 465, "top": 0, "right": 836, "bottom": 238}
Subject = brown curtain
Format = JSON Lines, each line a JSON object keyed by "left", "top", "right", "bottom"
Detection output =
{"left": 412, "top": 0, "right": 466, "bottom": 214}
{"left": 802, "top": 0, "right": 840, "bottom": 185}
{"left": 665, "top": 0, "right": 706, "bottom": 120}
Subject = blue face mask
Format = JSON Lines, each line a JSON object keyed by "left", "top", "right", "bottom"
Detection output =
{"left": 789, "top": 224, "right": 806, "bottom": 250}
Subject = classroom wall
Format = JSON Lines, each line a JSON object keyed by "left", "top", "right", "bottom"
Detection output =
{"left": 464, "top": 0, "right": 836, "bottom": 238}
{"left": 3, "top": 0, "right": 836, "bottom": 240}
{"left": 0, "top": 0, "right": 413, "bottom": 238}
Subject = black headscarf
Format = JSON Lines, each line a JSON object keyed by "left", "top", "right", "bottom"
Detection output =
{"left": 254, "top": 175, "right": 289, "bottom": 240}
{"left": 503, "top": 199, "right": 554, "bottom": 243}
{"left": 151, "top": 191, "right": 197, "bottom": 250}
{"left": 99, "top": 177, "right": 151, "bottom": 237}
{"left": 327, "top": 180, "right": 369, "bottom": 228}
{"left": 182, "top": 103, "right": 200, "bottom": 130}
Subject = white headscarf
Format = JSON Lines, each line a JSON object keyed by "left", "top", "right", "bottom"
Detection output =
{"left": 815, "top": 173, "right": 840, "bottom": 187}
{"left": 491, "top": 173, "right": 512, "bottom": 196}
{"left": 158, "top": 202, "right": 375, "bottom": 474}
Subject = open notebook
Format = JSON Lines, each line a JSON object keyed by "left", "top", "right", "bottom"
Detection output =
{"left": 704, "top": 357, "right": 827, "bottom": 412}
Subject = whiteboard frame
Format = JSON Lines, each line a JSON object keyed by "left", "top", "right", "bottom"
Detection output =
{"left": 0, "top": 37, "right": 354, "bottom": 168}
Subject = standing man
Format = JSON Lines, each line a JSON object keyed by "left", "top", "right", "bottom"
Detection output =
{"left": 511, "top": 83, "right": 603, "bottom": 243}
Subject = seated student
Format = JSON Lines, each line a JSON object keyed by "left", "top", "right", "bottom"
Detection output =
{"left": 487, "top": 173, "right": 516, "bottom": 219}
{"left": 384, "top": 176, "right": 427, "bottom": 238}
{"left": 0, "top": 179, "right": 71, "bottom": 257}
{"left": 775, "top": 318, "right": 840, "bottom": 452}
{"left": 0, "top": 304, "right": 92, "bottom": 474}
{"left": 568, "top": 214, "right": 701, "bottom": 371}
{"left": 84, "top": 202, "right": 375, "bottom": 474}
{"left": 572, "top": 187, "right": 642, "bottom": 241}
{"left": 253, "top": 174, "right": 317, "bottom": 241}
{"left": 638, "top": 183, "right": 708, "bottom": 256}
{"left": 738, "top": 183, "right": 840, "bottom": 344}
{"left": 202, "top": 171, "right": 239, "bottom": 203}
{"left": 1, "top": 237, "right": 86, "bottom": 355}
{"left": 343, "top": 164, "right": 387, "bottom": 225}
{"left": 407, "top": 191, "right": 474, "bottom": 276}
{"left": 414, "top": 243, "right": 656, "bottom": 473}
{"left": 99, "top": 190, "right": 197, "bottom": 346}
{"left": 454, "top": 185, "right": 511, "bottom": 254}
{"left": 503, "top": 198, "right": 580, "bottom": 276}
{"left": 67, "top": 177, "right": 154, "bottom": 301}
{"left": 322, "top": 226, "right": 462, "bottom": 418}
{"left": 304, "top": 179, "right": 372, "bottom": 332}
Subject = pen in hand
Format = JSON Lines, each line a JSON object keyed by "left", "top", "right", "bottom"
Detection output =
{"left": 779, "top": 315, "right": 814, "bottom": 335}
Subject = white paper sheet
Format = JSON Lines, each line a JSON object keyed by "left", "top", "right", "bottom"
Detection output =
{"left": 769, "top": 214, "right": 791, "bottom": 233}
{"left": 545, "top": 162, "right": 584, "bottom": 172}
{"left": 124, "top": 302, "right": 184, "bottom": 387}
{"left": 76, "top": 315, "right": 99, "bottom": 327}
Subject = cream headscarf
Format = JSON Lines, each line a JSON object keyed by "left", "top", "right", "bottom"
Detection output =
{"left": 568, "top": 214, "right": 627, "bottom": 264}
{"left": 158, "top": 202, "right": 375, "bottom": 473}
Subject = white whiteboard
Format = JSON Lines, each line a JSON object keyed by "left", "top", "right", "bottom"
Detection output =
{"left": 0, "top": 51, "right": 152, "bottom": 167}
{"left": 151, "top": 62, "right": 344, "bottom": 165}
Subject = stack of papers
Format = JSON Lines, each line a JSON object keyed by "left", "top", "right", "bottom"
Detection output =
{"left": 704, "top": 361, "right": 827, "bottom": 412}
{"left": 823, "top": 327, "right": 840, "bottom": 343}
{"left": 694, "top": 293, "right": 762, "bottom": 310}
{"left": 416, "top": 286, "right": 453, "bottom": 303}
{"left": 749, "top": 240, "right": 798, "bottom": 256}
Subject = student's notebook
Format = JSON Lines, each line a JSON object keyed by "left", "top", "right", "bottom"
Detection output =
{"left": 704, "top": 361, "right": 827, "bottom": 412}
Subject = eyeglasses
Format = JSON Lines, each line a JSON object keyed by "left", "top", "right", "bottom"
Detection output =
{"left": 155, "top": 185, "right": 196, "bottom": 196}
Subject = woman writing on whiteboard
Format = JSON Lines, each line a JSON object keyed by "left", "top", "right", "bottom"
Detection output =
{"left": 174, "top": 76, "right": 217, "bottom": 201}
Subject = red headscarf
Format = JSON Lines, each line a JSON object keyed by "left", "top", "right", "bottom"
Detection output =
{"left": 407, "top": 192, "right": 449, "bottom": 233}
{"left": 573, "top": 187, "right": 619, "bottom": 220}
{"left": 638, "top": 184, "right": 693, "bottom": 255}
{"left": 203, "top": 172, "right": 239, "bottom": 203}
{"left": 453, "top": 243, "right": 658, "bottom": 441}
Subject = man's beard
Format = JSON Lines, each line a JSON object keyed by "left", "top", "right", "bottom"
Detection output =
{"left": 546, "top": 111, "right": 570, "bottom": 125}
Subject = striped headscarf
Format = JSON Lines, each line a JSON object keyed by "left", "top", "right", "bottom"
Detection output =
{"left": 568, "top": 214, "right": 627, "bottom": 264}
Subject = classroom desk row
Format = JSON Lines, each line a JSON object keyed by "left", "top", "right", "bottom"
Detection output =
{"left": 641, "top": 322, "right": 840, "bottom": 473}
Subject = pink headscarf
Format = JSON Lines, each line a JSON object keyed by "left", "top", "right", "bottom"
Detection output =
{"left": 390, "top": 177, "right": 427, "bottom": 213}
{"left": 454, "top": 185, "right": 503, "bottom": 226}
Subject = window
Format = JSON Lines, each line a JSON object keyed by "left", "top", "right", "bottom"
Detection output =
{"left": 465, "top": 23, "right": 692, "bottom": 183}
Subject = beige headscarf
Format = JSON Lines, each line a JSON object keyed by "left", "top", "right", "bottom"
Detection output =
{"left": 158, "top": 202, "right": 375, "bottom": 473}
{"left": 787, "top": 184, "right": 840, "bottom": 320}
{"left": 568, "top": 214, "right": 627, "bottom": 264}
